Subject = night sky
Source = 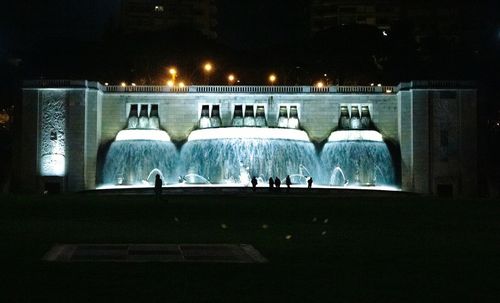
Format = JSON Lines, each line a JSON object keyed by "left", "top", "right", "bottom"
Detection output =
{"left": 1, "top": 0, "right": 312, "bottom": 51}
{"left": 1, "top": 1, "right": 498, "bottom": 54}
{"left": 0, "top": 0, "right": 498, "bottom": 84}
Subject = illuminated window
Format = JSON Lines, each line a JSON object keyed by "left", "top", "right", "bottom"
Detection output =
{"left": 154, "top": 5, "right": 164, "bottom": 12}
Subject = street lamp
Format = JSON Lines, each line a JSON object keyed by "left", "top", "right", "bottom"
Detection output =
{"left": 167, "top": 80, "right": 174, "bottom": 87}
{"left": 203, "top": 62, "right": 213, "bottom": 84}
{"left": 316, "top": 81, "right": 324, "bottom": 88}
{"left": 228, "top": 74, "right": 235, "bottom": 85}
{"left": 269, "top": 74, "right": 277, "bottom": 85}
{"left": 169, "top": 67, "right": 177, "bottom": 79}
{"left": 178, "top": 81, "right": 185, "bottom": 88}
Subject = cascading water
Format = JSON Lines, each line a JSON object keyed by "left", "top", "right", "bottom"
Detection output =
{"left": 180, "top": 127, "right": 319, "bottom": 184}
{"left": 102, "top": 130, "right": 179, "bottom": 185}
{"left": 320, "top": 130, "right": 395, "bottom": 186}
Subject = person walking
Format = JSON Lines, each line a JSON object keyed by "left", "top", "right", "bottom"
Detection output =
{"left": 154, "top": 174, "right": 163, "bottom": 199}
{"left": 307, "top": 176, "right": 313, "bottom": 189}
{"left": 251, "top": 176, "right": 258, "bottom": 191}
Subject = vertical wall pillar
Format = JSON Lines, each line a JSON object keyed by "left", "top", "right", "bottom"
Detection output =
{"left": 398, "top": 90, "right": 414, "bottom": 191}
{"left": 84, "top": 89, "right": 101, "bottom": 189}
{"left": 66, "top": 89, "right": 86, "bottom": 191}
{"left": 66, "top": 86, "right": 101, "bottom": 191}
{"left": 411, "top": 90, "right": 431, "bottom": 193}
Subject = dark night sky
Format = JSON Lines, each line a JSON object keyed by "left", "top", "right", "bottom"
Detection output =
{"left": 216, "top": 0, "right": 309, "bottom": 49}
{"left": 1, "top": 0, "right": 499, "bottom": 52}
{"left": 0, "top": 0, "right": 313, "bottom": 52}
{"left": 1, "top": 0, "right": 121, "bottom": 51}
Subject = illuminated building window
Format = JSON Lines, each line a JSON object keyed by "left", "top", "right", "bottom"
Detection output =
{"left": 154, "top": 5, "right": 164, "bottom": 12}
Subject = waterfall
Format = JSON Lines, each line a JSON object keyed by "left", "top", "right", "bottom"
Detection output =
{"left": 320, "top": 130, "right": 395, "bottom": 186}
{"left": 180, "top": 128, "right": 319, "bottom": 184}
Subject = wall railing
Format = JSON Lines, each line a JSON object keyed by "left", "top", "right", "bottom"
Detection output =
{"left": 24, "top": 80, "right": 475, "bottom": 94}
{"left": 102, "top": 85, "right": 399, "bottom": 94}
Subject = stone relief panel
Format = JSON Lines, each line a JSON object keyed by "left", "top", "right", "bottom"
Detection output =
{"left": 39, "top": 90, "right": 67, "bottom": 176}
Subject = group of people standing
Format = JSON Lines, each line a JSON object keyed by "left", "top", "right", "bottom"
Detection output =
{"left": 251, "top": 175, "right": 313, "bottom": 191}
{"left": 155, "top": 173, "right": 314, "bottom": 197}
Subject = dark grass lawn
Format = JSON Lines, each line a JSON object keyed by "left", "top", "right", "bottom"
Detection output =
{"left": 1, "top": 192, "right": 499, "bottom": 302}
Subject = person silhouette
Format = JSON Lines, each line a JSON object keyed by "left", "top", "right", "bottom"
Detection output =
{"left": 285, "top": 175, "right": 291, "bottom": 189}
{"left": 154, "top": 174, "right": 162, "bottom": 199}
{"left": 275, "top": 176, "right": 281, "bottom": 190}
{"left": 251, "top": 176, "right": 258, "bottom": 191}
{"left": 307, "top": 177, "right": 313, "bottom": 189}
{"left": 268, "top": 177, "right": 274, "bottom": 191}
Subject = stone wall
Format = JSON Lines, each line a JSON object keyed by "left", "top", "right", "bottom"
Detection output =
{"left": 100, "top": 93, "right": 399, "bottom": 144}
{"left": 20, "top": 81, "right": 477, "bottom": 195}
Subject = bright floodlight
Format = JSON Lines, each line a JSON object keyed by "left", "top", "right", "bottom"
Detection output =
{"left": 204, "top": 63, "right": 212, "bottom": 72}
{"left": 316, "top": 81, "right": 324, "bottom": 88}
{"left": 327, "top": 130, "right": 384, "bottom": 142}
{"left": 169, "top": 67, "right": 177, "bottom": 76}
{"left": 228, "top": 74, "right": 235, "bottom": 81}
{"left": 167, "top": 80, "right": 174, "bottom": 87}
{"left": 187, "top": 127, "right": 311, "bottom": 142}
{"left": 115, "top": 129, "right": 171, "bottom": 141}
{"left": 121, "top": 82, "right": 126, "bottom": 87}
{"left": 179, "top": 82, "right": 185, "bottom": 87}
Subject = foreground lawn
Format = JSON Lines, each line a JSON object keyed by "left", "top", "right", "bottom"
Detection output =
{"left": 0, "top": 192, "right": 499, "bottom": 302}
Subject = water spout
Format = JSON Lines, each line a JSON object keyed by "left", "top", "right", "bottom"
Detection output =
{"left": 330, "top": 166, "right": 348, "bottom": 186}
{"left": 149, "top": 104, "right": 160, "bottom": 129}
{"left": 210, "top": 105, "right": 222, "bottom": 127}
{"left": 255, "top": 106, "right": 267, "bottom": 127}
{"left": 146, "top": 168, "right": 165, "bottom": 185}
{"left": 127, "top": 104, "right": 139, "bottom": 129}
{"left": 232, "top": 105, "right": 243, "bottom": 126}
{"left": 277, "top": 106, "right": 288, "bottom": 128}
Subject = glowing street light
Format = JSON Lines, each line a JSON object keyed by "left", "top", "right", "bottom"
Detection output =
{"left": 120, "top": 82, "right": 126, "bottom": 87}
{"left": 167, "top": 80, "right": 174, "bottom": 87}
{"left": 228, "top": 74, "right": 235, "bottom": 85}
{"left": 204, "top": 63, "right": 212, "bottom": 72}
{"left": 203, "top": 62, "right": 213, "bottom": 84}
{"left": 316, "top": 81, "right": 324, "bottom": 88}
{"left": 131, "top": 83, "right": 136, "bottom": 86}
{"left": 169, "top": 67, "right": 177, "bottom": 77}
{"left": 178, "top": 81, "right": 185, "bottom": 88}
{"left": 269, "top": 74, "right": 277, "bottom": 85}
